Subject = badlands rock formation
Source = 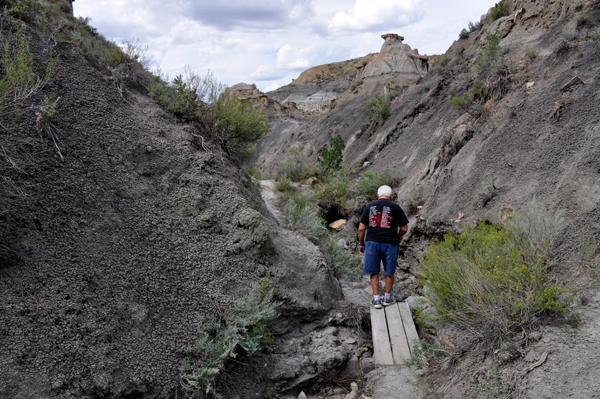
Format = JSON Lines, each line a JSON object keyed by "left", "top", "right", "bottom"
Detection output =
{"left": 263, "top": 34, "right": 427, "bottom": 115}
{"left": 359, "top": 33, "right": 429, "bottom": 84}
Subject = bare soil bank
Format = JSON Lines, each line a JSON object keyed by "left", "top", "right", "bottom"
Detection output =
{"left": 0, "top": 14, "right": 342, "bottom": 398}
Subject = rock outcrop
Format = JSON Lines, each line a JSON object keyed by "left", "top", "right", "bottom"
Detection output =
{"left": 360, "top": 33, "right": 429, "bottom": 84}
{"left": 267, "top": 55, "right": 374, "bottom": 115}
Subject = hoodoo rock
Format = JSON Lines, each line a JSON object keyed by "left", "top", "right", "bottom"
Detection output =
{"left": 360, "top": 33, "right": 429, "bottom": 84}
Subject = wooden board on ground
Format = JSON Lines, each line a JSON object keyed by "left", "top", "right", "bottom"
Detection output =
{"left": 398, "top": 301, "right": 420, "bottom": 354}
{"left": 371, "top": 308, "right": 393, "bottom": 365}
{"left": 385, "top": 303, "right": 412, "bottom": 363}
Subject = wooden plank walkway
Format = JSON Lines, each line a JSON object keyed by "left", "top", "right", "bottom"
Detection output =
{"left": 371, "top": 302, "right": 419, "bottom": 366}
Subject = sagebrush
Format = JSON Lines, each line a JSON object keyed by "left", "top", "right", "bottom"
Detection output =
{"left": 365, "top": 96, "right": 391, "bottom": 125}
{"left": 422, "top": 208, "right": 568, "bottom": 351}
{"left": 180, "top": 279, "right": 279, "bottom": 398}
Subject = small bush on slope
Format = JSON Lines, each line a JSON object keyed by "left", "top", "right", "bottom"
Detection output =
{"left": 281, "top": 192, "right": 362, "bottom": 280}
{"left": 451, "top": 80, "right": 488, "bottom": 111}
{"left": 180, "top": 279, "right": 279, "bottom": 398}
{"left": 490, "top": 1, "right": 512, "bottom": 22}
{"left": 474, "top": 31, "right": 504, "bottom": 71}
{"left": 0, "top": 23, "right": 43, "bottom": 102}
{"left": 148, "top": 67, "right": 269, "bottom": 161}
{"left": 365, "top": 96, "right": 391, "bottom": 125}
{"left": 318, "top": 134, "right": 345, "bottom": 175}
{"left": 421, "top": 208, "right": 568, "bottom": 352}
{"left": 273, "top": 147, "right": 319, "bottom": 181}
{"left": 211, "top": 90, "right": 269, "bottom": 161}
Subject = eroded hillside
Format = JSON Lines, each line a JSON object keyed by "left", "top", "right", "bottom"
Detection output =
{"left": 0, "top": 8, "right": 343, "bottom": 399}
{"left": 257, "top": 0, "right": 600, "bottom": 271}
{"left": 254, "top": 0, "right": 600, "bottom": 397}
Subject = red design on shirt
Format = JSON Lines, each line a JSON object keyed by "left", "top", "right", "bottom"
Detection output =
{"left": 369, "top": 206, "right": 393, "bottom": 228}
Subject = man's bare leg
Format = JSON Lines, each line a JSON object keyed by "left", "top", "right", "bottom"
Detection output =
{"left": 370, "top": 274, "right": 380, "bottom": 296}
{"left": 385, "top": 273, "right": 395, "bottom": 294}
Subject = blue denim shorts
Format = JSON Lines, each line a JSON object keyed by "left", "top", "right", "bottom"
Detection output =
{"left": 363, "top": 241, "right": 399, "bottom": 276}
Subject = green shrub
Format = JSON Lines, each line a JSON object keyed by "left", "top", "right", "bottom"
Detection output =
{"left": 476, "top": 369, "right": 511, "bottom": 399}
{"left": 100, "top": 42, "right": 133, "bottom": 68}
{"left": 273, "top": 147, "right": 319, "bottom": 181}
{"left": 281, "top": 196, "right": 328, "bottom": 242}
{"left": 459, "top": 28, "right": 469, "bottom": 40}
{"left": 274, "top": 178, "right": 297, "bottom": 196}
{"left": 281, "top": 193, "right": 362, "bottom": 280}
{"left": 322, "top": 238, "right": 362, "bottom": 280}
{"left": 166, "top": 68, "right": 202, "bottom": 120}
{"left": 211, "top": 91, "right": 269, "bottom": 161}
{"left": 404, "top": 339, "right": 451, "bottom": 369}
{"left": 504, "top": 201, "right": 565, "bottom": 254}
{"left": 474, "top": 31, "right": 503, "bottom": 70}
{"left": 316, "top": 174, "right": 350, "bottom": 212}
{"left": 468, "top": 20, "right": 483, "bottom": 32}
{"left": 8, "top": 0, "right": 49, "bottom": 25}
{"left": 149, "top": 67, "right": 268, "bottom": 162}
{"left": 180, "top": 279, "right": 278, "bottom": 398}
{"left": 365, "top": 96, "right": 391, "bottom": 125}
{"left": 248, "top": 166, "right": 265, "bottom": 180}
{"left": 0, "top": 24, "right": 41, "bottom": 98}
{"left": 347, "top": 169, "right": 403, "bottom": 212}
{"left": 318, "top": 134, "right": 345, "bottom": 175}
{"left": 422, "top": 213, "right": 568, "bottom": 351}
{"left": 525, "top": 46, "right": 540, "bottom": 60}
{"left": 588, "top": 27, "right": 600, "bottom": 41}
{"left": 490, "top": 1, "right": 512, "bottom": 22}
{"left": 350, "top": 79, "right": 363, "bottom": 91}
{"left": 562, "top": 28, "right": 578, "bottom": 41}
{"left": 575, "top": 52, "right": 584, "bottom": 59}
{"left": 451, "top": 80, "right": 487, "bottom": 110}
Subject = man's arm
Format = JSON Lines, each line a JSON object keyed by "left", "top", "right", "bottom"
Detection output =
{"left": 398, "top": 224, "right": 408, "bottom": 243}
{"left": 358, "top": 223, "right": 367, "bottom": 246}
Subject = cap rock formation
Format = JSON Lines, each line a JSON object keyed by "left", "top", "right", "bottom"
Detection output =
{"left": 359, "top": 33, "right": 429, "bottom": 84}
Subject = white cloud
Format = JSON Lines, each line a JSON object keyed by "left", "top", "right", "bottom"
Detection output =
{"left": 328, "top": 0, "right": 424, "bottom": 34}
{"left": 276, "top": 44, "right": 311, "bottom": 70}
{"left": 250, "top": 64, "right": 287, "bottom": 81}
{"left": 264, "top": 82, "right": 282, "bottom": 92}
{"left": 74, "top": 0, "right": 499, "bottom": 92}
{"left": 183, "top": 0, "right": 314, "bottom": 30}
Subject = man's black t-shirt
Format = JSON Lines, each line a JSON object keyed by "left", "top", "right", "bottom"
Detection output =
{"left": 360, "top": 198, "right": 408, "bottom": 245}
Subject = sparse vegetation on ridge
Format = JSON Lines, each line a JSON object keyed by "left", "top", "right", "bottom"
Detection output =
{"left": 451, "top": 80, "right": 487, "bottom": 111}
{"left": 468, "top": 20, "right": 483, "bottom": 32}
{"left": 421, "top": 206, "right": 569, "bottom": 352}
{"left": 490, "top": 0, "right": 512, "bottom": 22}
{"left": 349, "top": 79, "right": 363, "bottom": 91}
{"left": 365, "top": 95, "right": 392, "bottom": 125}
{"left": 4, "top": 0, "right": 269, "bottom": 163}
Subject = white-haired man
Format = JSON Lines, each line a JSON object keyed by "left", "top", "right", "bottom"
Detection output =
{"left": 358, "top": 185, "right": 409, "bottom": 309}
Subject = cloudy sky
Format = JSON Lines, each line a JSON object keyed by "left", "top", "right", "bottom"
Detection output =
{"left": 74, "top": 0, "right": 497, "bottom": 92}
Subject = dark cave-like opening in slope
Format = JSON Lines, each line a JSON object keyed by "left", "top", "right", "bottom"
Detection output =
{"left": 321, "top": 203, "right": 346, "bottom": 225}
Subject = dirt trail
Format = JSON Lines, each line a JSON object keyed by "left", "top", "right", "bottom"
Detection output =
{"left": 259, "top": 179, "right": 285, "bottom": 223}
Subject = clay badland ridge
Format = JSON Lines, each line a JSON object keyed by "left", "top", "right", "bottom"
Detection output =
{"left": 0, "top": 0, "right": 599, "bottom": 398}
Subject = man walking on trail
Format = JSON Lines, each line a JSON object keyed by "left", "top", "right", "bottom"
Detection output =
{"left": 358, "top": 185, "right": 409, "bottom": 309}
